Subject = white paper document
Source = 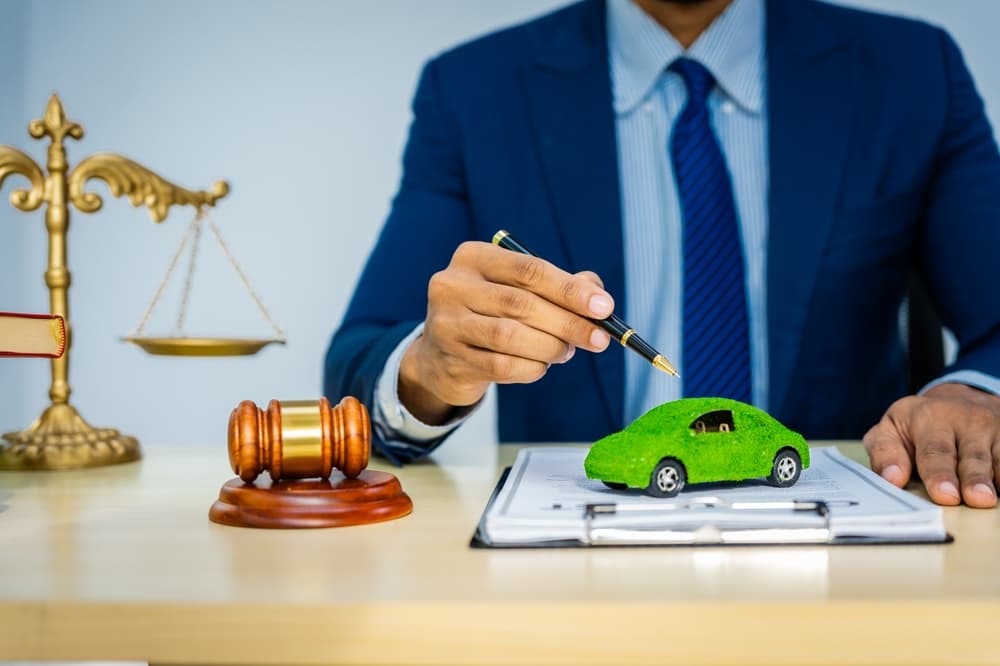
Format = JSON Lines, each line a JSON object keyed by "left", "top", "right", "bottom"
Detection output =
{"left": 476, "top": 446, "right": 947, "bottom": 546}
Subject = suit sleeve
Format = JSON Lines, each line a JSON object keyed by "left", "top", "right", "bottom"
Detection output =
{"left": 918, "top": 28, "right": 1000, "bottom": 379}
{"left": 323, "top": 57, "right": 477, "bottom": 463}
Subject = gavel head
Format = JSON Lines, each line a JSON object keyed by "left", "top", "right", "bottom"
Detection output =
{"left": 227, "top": 396, "right": 371, "bottom": 483}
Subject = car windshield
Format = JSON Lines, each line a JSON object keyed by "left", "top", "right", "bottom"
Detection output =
{"left": 689, "top": 410, "right": 735, "bottom": 434}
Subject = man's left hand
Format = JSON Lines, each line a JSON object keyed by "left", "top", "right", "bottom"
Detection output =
{"left": 863, "top": 382, "right": 999, "bottom": 508}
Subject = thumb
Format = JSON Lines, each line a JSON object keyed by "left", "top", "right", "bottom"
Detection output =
{"left": 862, "top": 419, "right": 913, "bottom": 488}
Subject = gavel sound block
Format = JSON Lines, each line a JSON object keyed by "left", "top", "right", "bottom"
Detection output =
{"left": 209, "top": 396, "right": 412, "bottom": 528}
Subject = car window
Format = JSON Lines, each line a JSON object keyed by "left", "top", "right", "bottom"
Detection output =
{"left": 690, "top": 410, "right": 735, "bottom": 434}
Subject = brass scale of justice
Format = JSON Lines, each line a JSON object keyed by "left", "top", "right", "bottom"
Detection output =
{"left": 0, "top": 96, "right": 411, "bottom": 527}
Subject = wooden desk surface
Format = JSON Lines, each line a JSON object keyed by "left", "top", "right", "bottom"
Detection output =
{"left": 0, "top": 441, "right": 998, "bottom": 666}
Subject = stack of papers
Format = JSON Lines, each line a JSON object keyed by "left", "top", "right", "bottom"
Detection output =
{"left": 474, "top": 447, "right": 948, "bottom": 547}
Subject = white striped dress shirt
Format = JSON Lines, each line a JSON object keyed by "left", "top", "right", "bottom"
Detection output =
{"left": 609, "top": 0, "right": 769, "bottom": 421}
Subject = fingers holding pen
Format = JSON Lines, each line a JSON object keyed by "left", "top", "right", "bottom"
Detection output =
{"left": 445, "top": 242, "right": 613, "bottom": 352}
{"left": 445, "top": 311, "right": 577, "bottom": 367}
{"left": 574, "top": 270, "right": 605, "bottom": 289}
{"left": 464, "top": 281, "right": 610, "bottom": 353}
{"left": 403, "top": 241, "right": 613, "bottom": 420}
{"left": 472, "top": 242, "right": 615, "bottom": 321}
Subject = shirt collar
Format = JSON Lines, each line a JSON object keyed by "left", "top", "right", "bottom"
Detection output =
{"left": 607, "top": 0, "right": 765, "bottom": 115}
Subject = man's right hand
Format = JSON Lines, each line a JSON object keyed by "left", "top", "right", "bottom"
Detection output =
{"left": 398, "top": 241, "right": 615, "bottom": 425}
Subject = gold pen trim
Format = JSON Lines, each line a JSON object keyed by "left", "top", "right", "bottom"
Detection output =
{"left": 492, "top": 229, "right": 510, "bottom": 246}
{"left": 619, "top": 329, "right": 635, "bottom": 347}
{"left": 653, "top": 354, "right": 680, "bottom": 378}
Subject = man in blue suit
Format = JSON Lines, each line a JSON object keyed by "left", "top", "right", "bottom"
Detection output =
{"left": 325, "top": 0, "right": 1000, "bottom": 508}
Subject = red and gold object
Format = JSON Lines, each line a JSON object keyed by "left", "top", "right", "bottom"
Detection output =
{"left": 0, "top": 312, "right": 65, "bottom": 358}
{"left": 209, "top": 396, "right": 412, "bottom": 529}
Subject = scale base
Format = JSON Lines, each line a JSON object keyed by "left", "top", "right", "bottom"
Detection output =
{"left": 209, "top": 470, "right": 413, "bottom": 529}
{"left": 0, "top": 404, "right": 141, "bottom": 470}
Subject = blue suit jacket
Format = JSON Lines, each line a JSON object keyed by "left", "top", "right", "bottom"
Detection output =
{"left": 325, "top": 0, "right": 1000, "bottom": 459}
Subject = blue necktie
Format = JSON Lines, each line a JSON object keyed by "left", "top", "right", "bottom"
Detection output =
{"left": 670, "top": 58, "right": 752, "bottom": 402}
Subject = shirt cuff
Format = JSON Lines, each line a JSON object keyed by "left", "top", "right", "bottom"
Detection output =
{"left": 920, "top": 370, "right": 1000, "bottom": 396}
{"left": 372, "top": 322, "right": 479, "bottom": 449}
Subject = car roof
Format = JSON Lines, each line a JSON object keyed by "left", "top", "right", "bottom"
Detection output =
{"left": 625, "top": 397, "right": 776, "bottom": 435}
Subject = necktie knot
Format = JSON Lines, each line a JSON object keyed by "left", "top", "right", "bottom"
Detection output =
{"left": 669, "top": 58, "right": 715, "bottom": 106}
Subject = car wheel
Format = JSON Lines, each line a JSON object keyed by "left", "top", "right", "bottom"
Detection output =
{"left": 768, "top": 449, "right": 802, "bottom": 487}
{"left": 646, "top": 459, "right": 686, "bottom": 498}
{"left": 602, "top": 481, "right": 627, "bottom": 490}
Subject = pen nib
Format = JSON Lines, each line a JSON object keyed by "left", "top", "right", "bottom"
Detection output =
{"left": 653, "top": 355, "right": 680, "bottom": 377}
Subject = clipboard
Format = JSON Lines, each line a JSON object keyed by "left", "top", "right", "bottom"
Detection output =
{"left": 470, "top": 448, "right": 954, "bottom": 549}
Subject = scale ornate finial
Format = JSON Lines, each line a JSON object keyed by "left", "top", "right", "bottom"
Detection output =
{"left": 28, "top": 94, "right": 84, "bottom": 145}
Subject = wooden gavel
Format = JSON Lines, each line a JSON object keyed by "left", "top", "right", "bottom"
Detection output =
{"left": 227, "top": 396, "right": 371, "bottom": 483}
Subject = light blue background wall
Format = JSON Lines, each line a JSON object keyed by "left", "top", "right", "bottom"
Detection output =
{"left": 1, "top": 1, "right": 997, "bottom": 459}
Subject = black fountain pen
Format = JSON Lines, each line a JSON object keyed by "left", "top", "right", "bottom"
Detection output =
{"left": 492, "top": 230, "right": 679, "bottom": 378}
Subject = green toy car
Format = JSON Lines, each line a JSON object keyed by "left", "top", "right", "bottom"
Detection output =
{"left": 584, "top": 397, "right": 810, "bottom": 498}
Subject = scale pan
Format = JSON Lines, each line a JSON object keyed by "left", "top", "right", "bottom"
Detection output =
{"left": 123, "top": 336, "right": 285, "bottom": 357}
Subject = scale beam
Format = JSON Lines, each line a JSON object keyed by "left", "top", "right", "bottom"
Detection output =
{"left": 69, "top": 153, "right": 229, "bottom": 222}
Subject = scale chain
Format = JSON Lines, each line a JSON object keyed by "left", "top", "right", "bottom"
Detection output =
{"left": 129, "top": 211, "right": 200, "bottom": 338}
{"left": 174, "top": 211, "right": 204, "bottom": 335}
{"left": 206, "top": 215, "right": 286, "bottom": 341}
{"left": 128, "top": 209, "right": 286, "bottom": 342}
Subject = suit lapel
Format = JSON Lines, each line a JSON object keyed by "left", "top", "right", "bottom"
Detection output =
{"left": 521, "top": 0, "right": 625, "bottom": 431}
{"left": 766, "top": 0, "right": 856, "bottom": 419}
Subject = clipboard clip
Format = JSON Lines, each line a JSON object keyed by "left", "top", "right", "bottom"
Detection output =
{"left": 582, "top": 497, "right": 837, "bottom": 546}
